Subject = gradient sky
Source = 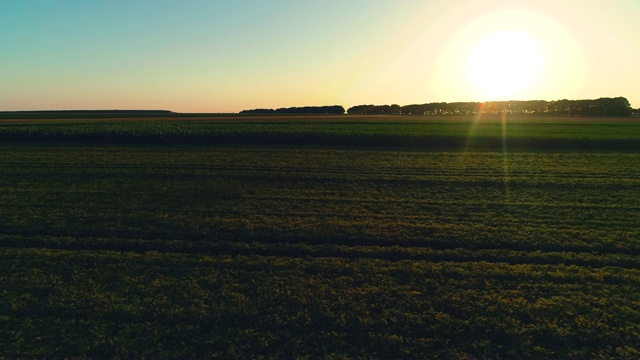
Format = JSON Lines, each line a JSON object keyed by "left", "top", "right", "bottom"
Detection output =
{"left": 2, "top": 0, "right": 639, "bottom": 112}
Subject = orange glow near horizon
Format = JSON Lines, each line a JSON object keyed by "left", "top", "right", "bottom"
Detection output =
{"left": 1, "top": 1, "right": 639, "bottom": 112}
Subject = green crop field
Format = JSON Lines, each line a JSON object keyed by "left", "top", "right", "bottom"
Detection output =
{"left": 1, "top": 115, "right": 639, "bottom": 359}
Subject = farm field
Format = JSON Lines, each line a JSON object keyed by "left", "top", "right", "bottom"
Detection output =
{"left": 1, "top": 116, "right": 640, "bottom": 358}
{"left": 1, "top": 114, "right": 640, "bottom": 150}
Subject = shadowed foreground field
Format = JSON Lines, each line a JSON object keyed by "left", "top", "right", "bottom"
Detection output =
{"left": 1, "top": 116, "right": 639, "bottom": 358}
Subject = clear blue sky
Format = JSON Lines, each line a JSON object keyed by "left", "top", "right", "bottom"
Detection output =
{"left": 2, "top": 0, "right": 639, "bottom": 112}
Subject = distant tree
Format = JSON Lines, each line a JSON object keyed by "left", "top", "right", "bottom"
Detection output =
{"left": 240, "top": 108, "right": 275, "bottom": 114}
{"left": 273, "top": 105, "right": 344, "bottom": 115}
{"left": 609, "top": 97, "right": 633, "bottom": 116}
{"left": 347, "top": 105, "right": 377, "bottom": 115}
{"left": 401, "top": 104, "right": 426, "bottom": 115}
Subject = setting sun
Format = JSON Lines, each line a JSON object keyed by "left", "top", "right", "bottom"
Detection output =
{"left": 466, "top": 30, "right": 543, "bottom": 99}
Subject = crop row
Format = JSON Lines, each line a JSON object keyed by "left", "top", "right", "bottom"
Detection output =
{"left": 4, "top": 234, "right": 640, "bottom": 269}
{"left": 1, "top": 144, "right": 638, "bottom": 256}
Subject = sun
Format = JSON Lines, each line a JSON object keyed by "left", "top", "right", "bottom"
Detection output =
{"left": 466, "top": 30, "right": 543, "bottom": 99}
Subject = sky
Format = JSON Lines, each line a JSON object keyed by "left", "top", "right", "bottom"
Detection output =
{"left": 1, "top": 0, "right": 639, "bottom": 113}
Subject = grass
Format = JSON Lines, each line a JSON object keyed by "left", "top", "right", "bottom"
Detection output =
{"left": 1, "top": 115, "right": 639, "bottom": 358}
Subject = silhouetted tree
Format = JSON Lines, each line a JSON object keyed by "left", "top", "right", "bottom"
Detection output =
{"left": 348, "top": 98, "right": 633, "bottom": 117}
{"left": 241, "top": 106, "right": 345, "bottom": 115}
{"left": 240, "top": 108, "right": 275, "bottom": 114}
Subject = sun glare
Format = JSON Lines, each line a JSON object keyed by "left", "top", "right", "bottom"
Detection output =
{"left": 466, "top": 30, "right": 543, "bottom": 99}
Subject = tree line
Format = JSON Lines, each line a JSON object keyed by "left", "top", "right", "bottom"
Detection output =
{"left": 240, "top": 105, "right": 345, "bottom": 115}
{"left": 347, "top": 97, "right": 634, "bottom": 117}
{"left": 240, "top": 98, "right": 634, "bottom": 117}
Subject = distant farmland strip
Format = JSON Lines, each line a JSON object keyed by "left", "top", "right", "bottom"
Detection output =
{"left": 1, "top": 116, "right": 640, "bottom": 150}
